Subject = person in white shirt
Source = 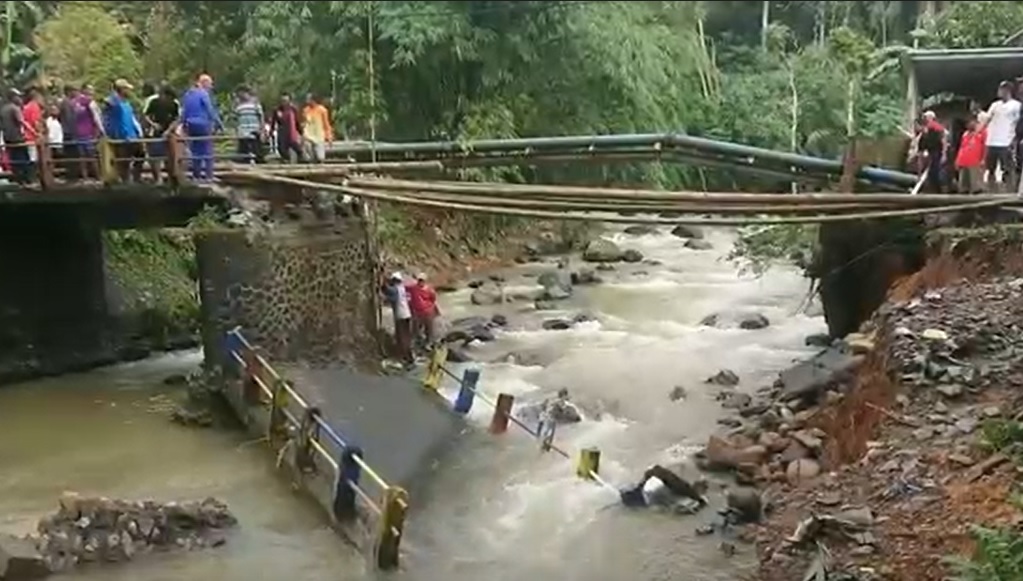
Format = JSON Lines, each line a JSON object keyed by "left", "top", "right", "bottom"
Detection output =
{"left": 983, "top": 80, "right": 1021, "bottom": 192}
{"left": 382, "top": 272, "right": 414, "bottom": 366}
{"left": 44, "top": 103, "right": 63, "bottom": 168}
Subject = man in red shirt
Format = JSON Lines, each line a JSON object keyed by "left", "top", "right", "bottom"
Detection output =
{"left": 407, "top": 272, "right": 440, "bottom": 349}
{"left": 956, "top": 114, "right": 988, "bottom": 194}
{"left": 21, "top": 87, "right": 43, "bottom": 171}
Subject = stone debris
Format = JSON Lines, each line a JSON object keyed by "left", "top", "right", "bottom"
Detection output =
{"left": 751, "top": 277, "right": 1023, "bottom": 581}
{"left": 20, "top": 492, "right": 237, "bottom": 577}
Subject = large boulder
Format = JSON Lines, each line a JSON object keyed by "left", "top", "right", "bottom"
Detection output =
{"left": 725, "top": 488, "right": 763, "bottom": 523}
{"left": 670, "top": 225, "right": 704, "bottom": 239}
{"left": 685, "top": 239, "right": 713, "bottom": 251}
{"left": 582, "top": 239, "right": 625, "bottom": 263}
{"left": 470, "top": 287, "right": 503, "bottom": 306}
{"left": 538, "top": 270, "right": 573, "bottom": 300}
{"left": 0, "top": 535, "right": 49, "bottom": 581}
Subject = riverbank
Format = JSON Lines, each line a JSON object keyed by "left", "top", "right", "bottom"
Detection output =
{"left": 743, "top": 226, "right": 1023, "bottom": 580}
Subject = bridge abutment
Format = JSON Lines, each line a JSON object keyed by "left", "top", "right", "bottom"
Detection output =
{"left": 195, "top": 217, "right": 382, "bottom": 370}
{"left": 0, "top": 207, "right": 113, "bottom": 382}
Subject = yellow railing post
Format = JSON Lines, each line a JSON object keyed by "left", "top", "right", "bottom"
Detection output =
{"left": 268, "top": 377, "right": 290, "bottom": 443}
{"left": 576, "top": 448, "right": 601, "bottom": 480}
{"left": 98, "top": 137, "right": 118, "bottom": 185}
{"left": 375, "top": 486, "right": 409, "bottom": 570}
{"left": 423, "top": 345, "right": 448, "bottom": 391}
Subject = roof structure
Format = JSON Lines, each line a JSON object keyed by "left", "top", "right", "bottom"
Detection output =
{"left": 905, "top": 47, "right": 1023, "bottom": 99}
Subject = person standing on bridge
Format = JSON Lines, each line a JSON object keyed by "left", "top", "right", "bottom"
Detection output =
{"left": 919, "top": 111, "right": 946, "bottom": 193}
{"left": 74, "top": 84, "right": 105, "bottom": 180}
{"left": 301, "top": 93, "right": 333, "bottom": 164}
{"left": 383, "top": 272, "right": 415, "bottom": 367}
{"left": 104, "top": 79, "right": 145, "bottom": 183}
{"left": 22, "top": 87, "right": 44, "bottom": 172}
{"left": 270, "top": 93, "right": 303, "bottom": 164}
{"left": 408, "top": 272, "right": 440, "bottom": 350}
{"left": 143, "top": 84, "right": 180, "bottom": 184}
{"left": 181, "top": 73, "right": 222, "bottom": 182}
{"left": 234, "top": 86, "right": 265, "bottom": 164}
{"left": 1, "top": 88, "right": 32, "bottom": 184}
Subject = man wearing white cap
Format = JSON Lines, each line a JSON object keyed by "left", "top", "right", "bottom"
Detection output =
{"left": 382, "top": 272, "right": 414, "bottom": 366}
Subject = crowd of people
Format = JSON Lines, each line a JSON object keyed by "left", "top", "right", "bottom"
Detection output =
{"left": 912, "top": 78, "right": 1023, "bottom": 195}
{"left": 0, "top": 73, "right": 338, "bottom": 185}
{"left": 382, "top": 272, "right": 441, "bottom": 368}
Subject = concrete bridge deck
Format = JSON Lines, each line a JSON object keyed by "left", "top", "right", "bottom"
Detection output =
{"left": 280, "top": 365, "right": 464, "bottom": 493}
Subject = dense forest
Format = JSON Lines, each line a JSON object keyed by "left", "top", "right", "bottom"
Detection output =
{"left": 4, "top": 1, "right": 1021, "bottom": 182}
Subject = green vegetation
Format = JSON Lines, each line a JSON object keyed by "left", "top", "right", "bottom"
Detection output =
{"left": 103, "top": 230, "right": 198, "bottom": 347}
{"left": 1, "top": 1, "right": 1017, "bottom": 326}
{"left": 947, "top": 525, "right": 1023, "bottom": 581}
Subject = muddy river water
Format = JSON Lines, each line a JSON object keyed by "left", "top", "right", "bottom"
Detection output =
{"left": 0, "top": 226, "right": 825, "bottom": 580}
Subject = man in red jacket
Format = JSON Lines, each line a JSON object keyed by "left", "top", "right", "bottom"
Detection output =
{"left": 407, "top": 272, "right": 440, "bottom": 349}
{"left": 956, "top": 114, "right": 988, "bottom": 194}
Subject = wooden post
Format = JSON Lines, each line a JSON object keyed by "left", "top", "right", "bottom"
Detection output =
{"left": 36, "top": 132, "right": 54, "bottom": 189}
{"left": 166, "top": 130, "right": 184, "bottom": 185}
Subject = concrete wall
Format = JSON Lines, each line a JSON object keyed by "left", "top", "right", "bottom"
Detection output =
{"left": 196, "top": 219, "right": 382, "bottom": 370}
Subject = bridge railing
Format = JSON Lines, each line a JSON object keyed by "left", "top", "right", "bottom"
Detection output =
{"left": 422, "top": 345, "right": 617, "bottom": 491}
{"left": 223, "top": 327, "right": 408, "bottom": 570}
{"left": 0, "top": 132, "right": 262, "bottom": 190}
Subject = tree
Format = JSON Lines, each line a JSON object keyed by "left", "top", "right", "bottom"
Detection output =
{"left": 34, "top": 3, "right": 140, "bottom": 87}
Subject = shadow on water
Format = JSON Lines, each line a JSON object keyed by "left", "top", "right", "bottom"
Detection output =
{"left": 0, "top": 349, "right": 366, "bottom": 581}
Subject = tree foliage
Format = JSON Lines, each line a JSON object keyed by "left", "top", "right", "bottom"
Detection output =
{"left": 33, "top": 2, "right": 140, "bottom": 87}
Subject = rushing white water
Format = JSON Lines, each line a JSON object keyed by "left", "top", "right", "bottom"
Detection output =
{"left": 398, "top": 226, "right": 826, "bottom": 581}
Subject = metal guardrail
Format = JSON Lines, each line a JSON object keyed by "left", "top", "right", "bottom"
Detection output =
{"left": 422, "top": 345, "right": 616, "bottom": 491}
{"left": 223, "top": 327, "right": 408, "bottom": 570}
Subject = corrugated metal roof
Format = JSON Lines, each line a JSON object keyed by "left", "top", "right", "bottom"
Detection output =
{"left": 905, "top": 47, "right": 1023, "bottom": 99}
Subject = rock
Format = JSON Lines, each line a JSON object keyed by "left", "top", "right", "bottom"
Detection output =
{"left": 622, "top": 249, "right": 644, "bottom": 263}
{"left": 541, "top": 319, "right": 573, "bottom": 331}
{"left": 490, "top": 314, "right": 508, "bottom": 327}
{"left": 446, "top": 348, "right": 472, "bottom": 363}
{"left": 786, "top": 458, "right": 821, "bottom": 483}
{"left": 0, "top": 534, "right": 50, "bottom": 580}
{"left": 725, "top": 488, "right": 763, "bottom": 523}
{"left": 982, "top": 406, "right": 1002, "bottom": 418}
{"left": 816, "top": 492, "right": 843, "bottom": 507}
{"left": 843, "top": 333, "right": 875, "bottom": 355}
{"left": 805, "top": 333, "right": 832, "bottom": 348}
{"left": 624, "top": 225, "right": 659, "bottom": 236}
{"left": 570, "top": 268, "right": 600, "bottom": 285}
{"left": 699, "top": 314, "right": 719, "bottom": 327}
{"left": 835, "top": 507, "right": 874, "bottom": 528}
{"left": 706, "top": 369, "right": 740, "bottom": 387}
{"left": 920, "top": 328, "right": 949, "bottom": 342}
{"left": 936, "top": 384, "right": 964, "bottom": 399}
{"left": 948, "top": 453, "right": 975, "bottom": 467}
{"left": 162, "top": 374, "right": 188, "bottom": 386}
{"left": 582, "top": 239, "right": 624, "bottom": 263}
{"left": 595, "top": 263, "right": 615, "bottom": 272}
{"left": 779, "top": 347, "right": 863, "bottom": 401}
{"left": 738, "top": 313, "right": 770, "bottom": 330}
{"left": 778, "top": 440, "right": 811, "bottom": 463}
{"left": 790, "top": 430, "right": 823, "bottom": 454}
{"left": 683, "top": 239, "right": 716, "bottom": 250}
{"left": 670, "top": 225, "right": 703, "bottom": 239}
{"left": 668, "top": 386, "right": 688, "bottom": 402}
{"left": 470, "top": 288, "right": 503, "bottom": 306}
{"left": 955, "top": 417, "right": 978, "bottom": 434}
{"left": 721, "top": 393, "right": 752, "bottom": 410}
{"left": 538, "top": 270, "right": 573, "bottom": 299}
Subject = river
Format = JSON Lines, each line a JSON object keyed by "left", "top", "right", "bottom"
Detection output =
{"left": 0, "top": 225, "right": 824, "bottom": 580}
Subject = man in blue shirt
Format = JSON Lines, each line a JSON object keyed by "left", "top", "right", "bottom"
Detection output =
{"left": 181, "top": 73, "right": 222, "bottom": 181}
{"left": 104, "top": 78, "right": 143, "bottom": 182}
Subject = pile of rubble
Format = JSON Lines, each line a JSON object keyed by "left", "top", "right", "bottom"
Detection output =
{"left": 744, "top": 277, "right": 1023, "bottom": 580}
{"left": 0, "top": 493, "right": 236, "bottom": 579}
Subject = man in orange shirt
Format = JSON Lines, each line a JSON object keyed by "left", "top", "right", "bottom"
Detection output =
{"left": 301, "top": 93, "right": 333, "bottom": 163}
